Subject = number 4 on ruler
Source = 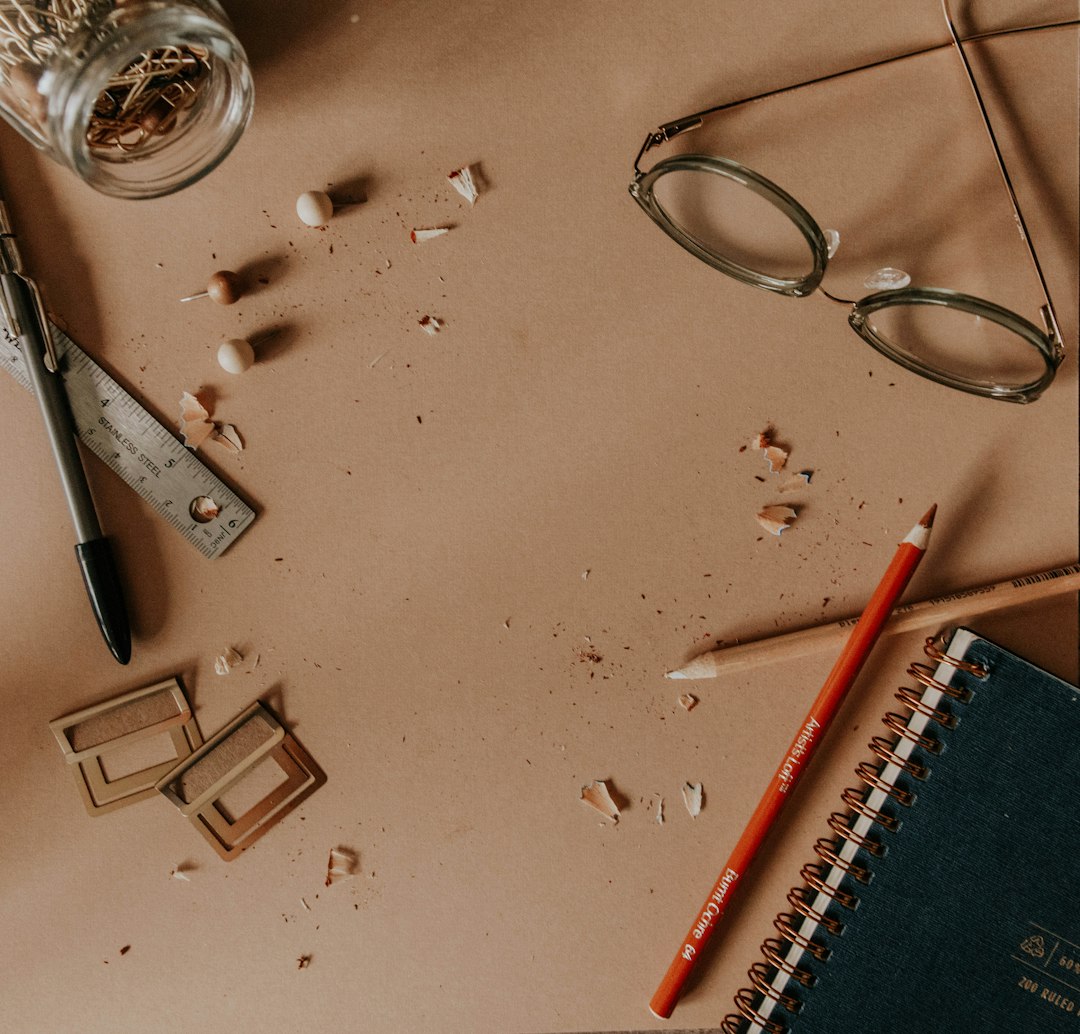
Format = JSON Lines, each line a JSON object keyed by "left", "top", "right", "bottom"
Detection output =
{"left": 0, "top": 321, "right": 255, "bottom": 559}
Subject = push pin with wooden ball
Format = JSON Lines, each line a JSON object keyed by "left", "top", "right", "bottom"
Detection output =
{"left": 295, "top": 190, "right": 361, "bottom": 228}
{"left": 180, "top": 269, "right": 243, "bottom": 305}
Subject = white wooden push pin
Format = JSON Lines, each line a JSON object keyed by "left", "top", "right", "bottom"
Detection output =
{"left": 296, "top": 190, "right": 336, "bottom": 227}
{"left": 217, "top": 337, "right": 256, "bottom": 374}
{"left": 216, "top": 329, "right": 278, "bottom": 374}
{"left": 295, "top": 189, "right": 362, "bottom": 227}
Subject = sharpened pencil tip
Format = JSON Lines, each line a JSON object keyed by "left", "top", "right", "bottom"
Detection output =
{"left": 664, "top": 670, "right": 686, "bottom": 680}
{"left": 919, "top": 504, "right": 938, "bottom": 529}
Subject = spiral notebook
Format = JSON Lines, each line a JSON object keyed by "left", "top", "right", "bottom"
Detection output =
{"left": 724, "top": 627, "right": 1080, "bottom": 1034}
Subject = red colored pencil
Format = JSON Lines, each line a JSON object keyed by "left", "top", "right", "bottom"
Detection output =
{"left": 649, "top": 505, "right": 937, "bottom": 1019}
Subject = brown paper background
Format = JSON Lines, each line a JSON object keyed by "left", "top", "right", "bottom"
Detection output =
{"left": 0, "top": 2, "right": 1076, "bottom": 1031}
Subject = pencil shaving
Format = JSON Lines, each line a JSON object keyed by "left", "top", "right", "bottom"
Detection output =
{"left": 757, "top": 505, "right": 798, "bottom": 536}
{"left": 178, "top": 391, "right": 215, "bottom": 449}
{"left": 213, "top": 423, "right": 244, "bottom": 452}
{"left": 325, "top": 847, "right": 359, "bottom": 887}
{"left": 753, "top": 427, "right": 788, "bottom": 473}
{"left": 418, "top": 315, "right": 444, "bottom": 335}
{"left": 763, "top": 445, "right": 788, "bottom": 473}
{"left": 190, "top": 495, "right": 220, "bottom": 521}
{"left": 656, "top": 796, "right": 665, "bottom": 825}
{"left": 448, "top": 165, "right": 479, "bottom": 204}
{"left": 780, "top": 470, "right": 813, "bottom": 493}
{"left": 410, "top": 226, "right": 450, "bottom": 243}
{"left": 178, "top": 392, "right": 243, "bottom": 453}
{"left": 682, "top": 782, "right": 703, "bottom": 817}
{"left": 678, "top": 692, "right": 698, "bottom": 711}
{"left": 214, "top": 647, "right": 243, "bottom": 675}
{"left": 580, "top": 779, "right": 619, "bottom": 823}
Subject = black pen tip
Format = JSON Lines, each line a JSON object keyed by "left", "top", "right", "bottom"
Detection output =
{"left": 75, "top": 538, "right": 131, "bottom": 665}
{"left": 110, "top": 637, "right": 132, "bottom": 665}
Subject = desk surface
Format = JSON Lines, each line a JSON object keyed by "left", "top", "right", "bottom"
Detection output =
{"left": 1, "top": 2, "right": 1076, "bottom": 1032}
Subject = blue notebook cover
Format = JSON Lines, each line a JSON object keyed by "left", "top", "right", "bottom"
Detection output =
{"left": 730, "top": 628, "right": 1080, "bottom": 1034}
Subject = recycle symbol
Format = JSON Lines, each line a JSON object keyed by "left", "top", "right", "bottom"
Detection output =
{"left": 1021, "top": 935, "right": 1046, "bottom": 959}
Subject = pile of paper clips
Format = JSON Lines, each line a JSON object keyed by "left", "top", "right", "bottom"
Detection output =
{"left": 0, "top": 0, "right": 209, "bottom": 153}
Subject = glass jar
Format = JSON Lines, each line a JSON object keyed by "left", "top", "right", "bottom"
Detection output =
{"left": 0, "top": 0, "right": 253, "bottom": 199}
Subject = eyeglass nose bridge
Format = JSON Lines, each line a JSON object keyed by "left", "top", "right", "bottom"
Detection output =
{"left": 630, "top": 154, "right": 830, "bottom": 298}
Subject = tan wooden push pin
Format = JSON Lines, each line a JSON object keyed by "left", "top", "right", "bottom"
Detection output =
{"left": 180, "top": 269, "right": 243, "bottom": 305}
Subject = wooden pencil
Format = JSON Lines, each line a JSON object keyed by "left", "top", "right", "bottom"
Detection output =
{"left": 649, "top": 506, "right": 937, "bottom": 1020}
{"left": 666, "top": 562, "right": 1080, "bottom": 680}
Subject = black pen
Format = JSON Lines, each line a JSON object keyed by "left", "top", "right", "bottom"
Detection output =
{"left": 0, "top": 197, "right": 131, "bottom": 664}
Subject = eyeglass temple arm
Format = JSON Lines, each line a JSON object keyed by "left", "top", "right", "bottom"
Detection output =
{"left": 634, "top": 18, "right": 1078, "bottom": 191}
{"left": 942, "top": 0, "right": 1063, "bottom": 351}
{"left": 632, "top": 40, "right": 967, "bottom": 175}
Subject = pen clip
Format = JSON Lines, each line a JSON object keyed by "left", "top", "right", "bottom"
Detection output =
{"left": 0, "top": 201, "right": 58, "bottom": 371}
{"left": 24, "top": 274, "right": 59, "bottom": 372}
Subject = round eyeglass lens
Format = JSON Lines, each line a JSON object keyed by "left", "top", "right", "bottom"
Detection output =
{"left": 850, "top": 289, "right": 1057, "bottom": 401}
{"left": 636, "top": 156, "right": 827, "bottom": 296}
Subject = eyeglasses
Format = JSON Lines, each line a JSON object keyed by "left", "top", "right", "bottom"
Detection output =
{"left": 629, "top": 1, "right": 1075, "bottom": 403}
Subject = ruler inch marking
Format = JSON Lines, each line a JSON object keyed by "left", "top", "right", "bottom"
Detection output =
{"left": 0, "top": 321, "right": 255, "bottom": 558}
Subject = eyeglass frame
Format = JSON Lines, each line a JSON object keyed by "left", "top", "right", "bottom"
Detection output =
{"left": 628, "top": 0, "right": 1075, "bottom": 404}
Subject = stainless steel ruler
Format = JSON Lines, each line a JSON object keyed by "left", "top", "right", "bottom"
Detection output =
{"left": 0, "top": 322, "right": 255, "bottom": 558}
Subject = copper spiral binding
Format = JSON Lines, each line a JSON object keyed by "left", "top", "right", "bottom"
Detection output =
{"left": 882, "top": 710, "right": 941, "bottom": 752}
{"left": 826, "top": 810, "right": 884, "bottom": 855}
{"left": 812, "top": 836, "right": 871, "bottom": 883}
{"left": 923, "top": 635, "right": 989, "bottom": 677}
{"left": 773, "top": 912, "right": 831, "bottom": 961}
{"left": 748, "top": 962, "right": 804, "bottom": 1008}
{"left": 868, "top": 735, "right": 929, "bottom": 779}
{"left": 786, "top": 886, "right": 844, "bottom": 934}
{"left": 854, "top": 760, "right": 917, "bottom": 804}
{"left": 726, "top": 989, "right": 787, "bottom": 1034}
{"left": 908, "top": 660, "right": 974, "bottom": 702}
{"left": 723, "top": 634, "right": 974, "bottom": 1033}
{"left": 840, "top": 784, "right": 900, "bottom": 830}
{"left": 762, "top": 937, "right": 817, "bottom": 986}
{"left": 894, "top": 685, "right": 958, "bottom": 726}
{"left": 800, "top": 861, "right": 860, "bottom": 907}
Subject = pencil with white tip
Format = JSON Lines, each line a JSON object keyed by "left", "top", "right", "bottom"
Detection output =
{"left": 665, "top": 561, "right": 1080, "bottom": 680}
